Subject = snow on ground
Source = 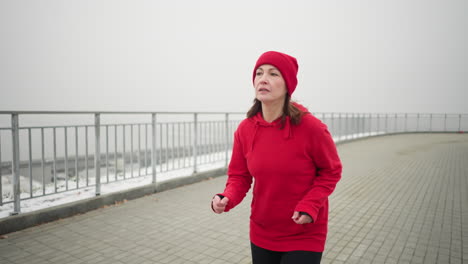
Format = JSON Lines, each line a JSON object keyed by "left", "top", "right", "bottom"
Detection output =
{"left": 333, "top": 131, "right": 385, "bottom": 142}
{"left": 0, "top": 151, "right": 228, "bottom": 219}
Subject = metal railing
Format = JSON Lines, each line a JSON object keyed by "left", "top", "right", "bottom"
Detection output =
{"left": 317, "top": 113, "right": 467, "bottom": 141}
{"left": 0, "top": 111, "right": 466, "bottom": 215}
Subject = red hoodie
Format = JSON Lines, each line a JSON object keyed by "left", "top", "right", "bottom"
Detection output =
{"left": 220, "top": 104, "right": 342, "bottom": 252}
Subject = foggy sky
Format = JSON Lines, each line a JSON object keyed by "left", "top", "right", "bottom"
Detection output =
{"left": 1, "top": 0, "right": 467, "bottom": 114}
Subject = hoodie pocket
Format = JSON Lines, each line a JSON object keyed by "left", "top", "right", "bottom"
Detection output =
{"left": 250, "top": 200, "right": 306, "bottom": 238}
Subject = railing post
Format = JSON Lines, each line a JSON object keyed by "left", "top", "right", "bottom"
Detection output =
{"left": 0, "top": 131, "right": 2, "bottom": 206}
{"left": 360, "top": 113, "right": 362, "bottom": 136}
{"left": 354, "top": 113, "right": 357, "bottom": 137}
{"left": 11, "top": 113, "right": 21, "bottom": 215}
{"left": 394, "top": 113, "right": 397, "bottom": 133}
{"left": 358, "top": 113, "right": 362, "bottom": 136}
{"left": 64, "top": 127, "right": 68, "bottom": 190}
{"left": 353, "top": 113, "right": 357, "bottom": 139}
{"left": 459, "top": 114, "right": 462, "bottom": 132}
{"left": 369, "top": 113, "right": 372, "bottom": 135}
{"left": 404, "top": 113, "right": 408, "bottom": 132}
{"left": 345, "top": 113, "right": 349, "bottom": 140}
{"left": 385, "top": 114, "right": 388, "bottom": 134}
{"left": 193, "top": 113, "right": 198, "bottom": 174}
{"left": 28, "top": 128, "right": 32, "bottom": 197}
{"left": 365, "top": 114, "right": 368, "bottom": 136}
{"left": 225, "top": 113, "right": 229, "bottom": 168}
{"left": 95, "top": 113, "right": 101, "bottom": 196}
{"left": 364, "top": 113, "right": 367, "bottom": 136}
{"left": 444, "top": 114, "right": 447, "bottom": 132}
{"left": 152, "top": 113, "right": 157, "bottom": 184}
{"left": 359, "top": 113, "right": 362, "bottom": 137}
{"left": 353, "top": 113, "right": 356, "bottom": 137}
{"left": 53, "top": 128, "right": 57, "bottom": 191}
{"left": 430, "top": 113, "right": 432, "bottom": 132}
{"left": 338, "top": 113, "right": 341, "bottom": 141}
{"left": 416, "top": 113, "right": 420, "bottom": 132}
{"left": 377, "top": 114, "right": 380, "bottom": 134}
{"left": 42, "top": 128, "right": 46, "bottom": 194}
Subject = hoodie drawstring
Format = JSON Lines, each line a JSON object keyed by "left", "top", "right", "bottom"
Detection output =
{"left": 283, "top": 116, "right": 292, "bottom": 139}
{"left": 250, "top": 121, "right": 260, "bottom": 152}
{"left": 249, "top": 117, "right": 292, "bottom": 152}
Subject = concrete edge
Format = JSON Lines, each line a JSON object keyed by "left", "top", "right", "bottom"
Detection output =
{"left": 0, "top": 167, "right": 227, "bottom": 235}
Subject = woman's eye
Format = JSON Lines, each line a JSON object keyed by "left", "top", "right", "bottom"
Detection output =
{"left": 256, "top": 72, "right": 262, "bottom": 76}
{"left": 271, "top": 72, "right": 279, "bottom": 76}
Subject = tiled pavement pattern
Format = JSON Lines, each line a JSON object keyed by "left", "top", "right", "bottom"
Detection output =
{"left": 0, "top": 133, "right": 467, "bottom": 264}
{"left": 326, "top": 133, "right": 467, "bottom": 264}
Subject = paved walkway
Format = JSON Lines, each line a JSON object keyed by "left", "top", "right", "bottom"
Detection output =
{"left": 0, "top": 133, "right": 467, "bottom": 264}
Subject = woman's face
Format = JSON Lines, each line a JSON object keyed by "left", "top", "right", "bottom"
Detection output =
{"left": 254, "top": 64, "right": 287, "bottom": 105}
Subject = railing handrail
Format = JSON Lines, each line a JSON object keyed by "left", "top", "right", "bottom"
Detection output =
{"left": 0, "top": 111, "right": 246, "bottom": 115}
{"left": 0, "top": 120, "right": 232, "bottom": 130}
{"left": 1, "top": 111, "right": 467, "bottom": 115}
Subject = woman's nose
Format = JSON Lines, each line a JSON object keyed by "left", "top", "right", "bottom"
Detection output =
{"left": 258, "top": 75, "right": 268, "bottom": 83}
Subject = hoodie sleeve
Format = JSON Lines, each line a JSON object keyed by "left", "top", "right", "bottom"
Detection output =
{"left": 220, "top": 130, "right": 253, "bottom": 212}
{"left": 294, "top": 123, "right": 342, "bottom": 221}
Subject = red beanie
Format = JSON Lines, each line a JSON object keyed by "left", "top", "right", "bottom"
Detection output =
{"left": 253, "top": 51, "right": 299, "bottom": 96}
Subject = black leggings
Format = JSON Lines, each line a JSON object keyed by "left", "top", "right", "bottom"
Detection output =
{"left": 251, "top": 242, "right": 323, "bottom": 264}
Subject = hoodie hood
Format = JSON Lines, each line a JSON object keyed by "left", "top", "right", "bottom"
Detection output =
{"left": 248, "top": 102, "right": 310, "bottom": 152}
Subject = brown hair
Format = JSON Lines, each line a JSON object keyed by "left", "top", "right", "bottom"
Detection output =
{"left": 247, "top": 95, "right": 306, "bottom": 129}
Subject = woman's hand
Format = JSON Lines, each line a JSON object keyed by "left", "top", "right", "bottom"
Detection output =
{"left": 292, "top": 211, "right": 313, "bottom": 224}
{"left": 211, "top": 195, "right": 230, "bottom": 214}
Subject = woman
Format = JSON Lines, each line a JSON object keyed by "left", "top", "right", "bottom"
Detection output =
{"left": 211, "top": 51, "right": 342, "bottom": 264}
